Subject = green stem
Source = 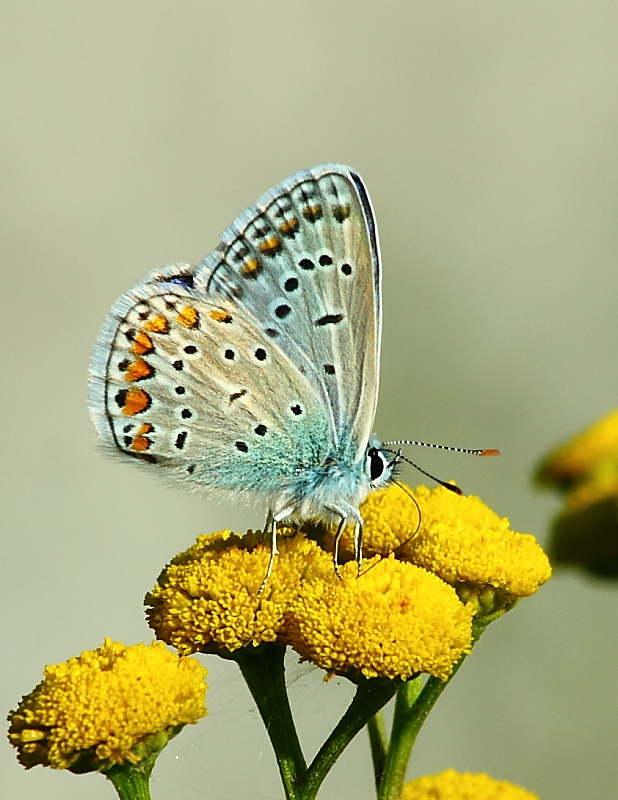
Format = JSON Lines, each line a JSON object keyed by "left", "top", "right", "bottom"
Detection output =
{"left": 301, "top": 678, "right": 398, "bottom": 800}
{"left": 233, "top": 644, "right": 306, "bottom": 800}
{"left": 377, "top": 619, "right": 490, "bottom": 800}
{"left": 367, "top": 711, "right": 388, "bottom": 792}
{"left": 106, "top": 757, "right": 155, "bottom": 800}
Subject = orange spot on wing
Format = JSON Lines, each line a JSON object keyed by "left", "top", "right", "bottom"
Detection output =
{"left": 125, "top": 358, "right": 154, "bottom": 382}
{"left": 177, "top": 306, "right": 199, "bottom": 328}
{"left": 258, "top": 236, "right": 282, "bottom": 256}
{"left": 240, "top": 258, "right": 261, "bottom": 277}
{"left": 130, "top": 435, "right": 151, "bottom": 451}
{"left": 143, "top": 315, "right": 169, "bottom": 334}
{"left": 279, "top": 218, "right": 299, "bottom": 236}
{"left": 131, "top": 331, "right": 154, "bottom": 355}
{"left": 122, "top": 388, "right": 151, "bottom": 415}
{"left": 209, "top": 309, "right": 233, "bottom": 323}
{"left": 137, "top": 423, "right": 154, "bottom": 435}
{"left": 302, "top": 205, "right": 323, "bottom": 222}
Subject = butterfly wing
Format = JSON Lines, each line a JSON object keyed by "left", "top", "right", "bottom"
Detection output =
{"left": 89, "top": 264, "right": 332, "bottom": 499}
{"left": 89, "top": 164, "right": 382, "bottom": 507}
{"left": 194, "top": 163, "right": 382, "bottom": 466}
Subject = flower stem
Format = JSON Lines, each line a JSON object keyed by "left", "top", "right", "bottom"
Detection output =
{"left": 367, "top": 711, "right": 388, "bottom": 791}
{"left": 105, "top": 757, "right": 155, "bottom": 800}
{"left": 233, "top": 644, "right": 306, "bottom": 800}
{"left": 378, "top": 673, "right": 452, "bottom": 800}
{"left": 377, "top": 619, "right": 491, "bottom": 800}
{"left": 301, "top": 678, "right": 398, "bottom": 800}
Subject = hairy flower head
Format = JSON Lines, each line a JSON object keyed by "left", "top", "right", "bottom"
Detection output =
{"left": 336, "top": 484, "right": 551, "bottom": 606}
{"left": 287, "top": 555, "right": 474, "bottom": 681}
{"left": 7, "top": 639, "right": 207, "bottom": 771}
{"left": 146, "top": 529, "right": 330, "bottom": 655}
{"left": 401, "top": 768, "right": 540, "bottom": 799}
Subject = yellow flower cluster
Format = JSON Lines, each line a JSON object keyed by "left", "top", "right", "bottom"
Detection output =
{"left": 332, "top": 484, "right": 551, "bottom": 605}
{"left": 146, "top": 529, "right": 322, "bottom": 654}
{"left": 146, "top": 484, "right": 549, "bottom": 681}
{"left": 8, "top": 639, "right": 207, "bottom": 771}
{"left": 401, "top": 768, "right": 540, "bottom": 799}
{"left": 287, "top": 555, "right": 473, "bottom": 681}
{"left": 536, "top": 408, "right": 618, "bottom": 577}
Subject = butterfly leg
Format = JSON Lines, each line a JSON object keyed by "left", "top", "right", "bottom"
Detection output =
{"left": 258, "top": 506, "right": 296, "bottom": 595}
{"left": 332, "top": 514, "right": 348, "bottom": 578}
{"left": 258, "top": 512, "right": 278, "bottom": 596}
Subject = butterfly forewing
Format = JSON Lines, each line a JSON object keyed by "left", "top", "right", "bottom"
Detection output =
{"left": 194, "top": 164, "right": 381, "bottom": 466}
{"left": 89, "top": 270, "right": 332, "bottom": 497}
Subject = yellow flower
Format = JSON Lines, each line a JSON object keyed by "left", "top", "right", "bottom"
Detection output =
{"left": 287, "top": 555, "right": 474, "bottom": 681}
{"left": 401, "top": 768, "right": 540, "bottom": 799}
{"left": 147, "top": 528, "right": 474, "bottom": 680}
{"left": 547, "top": 477, "right": 618, "bottom": 578}
{"left": 146, "top": 485, "right": 549, "bottom": 680}
{"left": 338, "top": 484, "right": 551, "bottom": 604}
{"left": 7, "top": 639, "right": 207, "bottom": 771}
{"left": 145, "top": 529, "right": 331, "bottom": 655}
{"left": 536, "top": 409, "right": 618, "bottom": 578}
{"left": 536, "top": 408, "right": 618, "bottom": 490}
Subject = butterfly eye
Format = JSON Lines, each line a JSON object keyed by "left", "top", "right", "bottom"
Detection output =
{"left": 367, "top": 447, "right": 387, "bottom": 482}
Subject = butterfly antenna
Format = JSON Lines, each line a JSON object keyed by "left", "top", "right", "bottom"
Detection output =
{"left": 383, "top": 448, "right": 463, "bottom": 495}
{"left": 390, "top": 480, "right": 422, "bottom": 545}
{"left": 383, "top": 440, "right": 500, "bottom": 457}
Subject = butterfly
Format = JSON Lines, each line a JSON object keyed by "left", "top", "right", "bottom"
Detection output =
{"left": 89, "top": 164, "right": 400, "bottom": 576}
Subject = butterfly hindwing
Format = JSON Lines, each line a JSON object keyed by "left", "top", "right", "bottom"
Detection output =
{"left": 89, "top": 265, "right": 332, "bottom": 498}
{"left": 194, "top": 163, "right": 382, "bottom": 465}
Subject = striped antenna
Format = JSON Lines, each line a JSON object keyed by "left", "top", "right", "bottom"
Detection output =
{"left": 383, "top": 440, "right": 500, "bottom": 457}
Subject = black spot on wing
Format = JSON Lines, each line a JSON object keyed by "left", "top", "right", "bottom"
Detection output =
{"left": 165, "top": 274, "right": 195, "bottom": 288}
{"left": 275, "top": 304, "right": 291, "bottom": 319}
{"left": 315, "top": 313, "right": 344, "bottom": 326}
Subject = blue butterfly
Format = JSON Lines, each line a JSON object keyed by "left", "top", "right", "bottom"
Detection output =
{"left": 89, "top": 164, "right": 397, "bottom": 574}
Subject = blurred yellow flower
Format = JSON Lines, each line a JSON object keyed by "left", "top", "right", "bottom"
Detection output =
{"left": 536, "top": 408, "right": 618, "bottom": 491}
{"left": 145, "top": 529, "right": 330, "bottom": 655}
{"left": 337, "top": 484, "right": 551, "bottom": 602}
{"left": 7, "top": 639, "right": 207, "bottom": 771}
{"left": 536, "top": 408, "right": 618, "bottom": 578}
{"left": 401, "top": 768, "right": 540, "bottom": 799}
{"left": 287, "top": 555, "right": 474, "bottom": 681}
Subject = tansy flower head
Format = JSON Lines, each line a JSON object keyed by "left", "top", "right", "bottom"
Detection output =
{"left": 7, "top": 639, "right": 207, "bottom": 772}
{"left": 536, "top": 408, "right": 618, "bottom": 491}
{"left": 287, "top": 555, "right": 474, "bottom": 681}
{"left": 401, "top": 768, "right": 540, "bottom": 799}
{"left": 145, "top": 529, "right": 331, "bottom": 655}
{"left": 536, "top": 409, "right": 618, "bottom": 578}
{"left": 336, "top": 484, "right": 551, "bottom": 610}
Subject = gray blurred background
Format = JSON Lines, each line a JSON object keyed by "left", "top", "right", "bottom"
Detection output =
{"left": 2, "top": 3, "right": 618, "bottom": 799}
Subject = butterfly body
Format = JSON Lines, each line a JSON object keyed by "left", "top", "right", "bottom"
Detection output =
{"left": 89, "top": 164, "right": 393, "bottom": 539}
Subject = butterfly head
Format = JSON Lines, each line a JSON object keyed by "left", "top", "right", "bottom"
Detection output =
{"left": 364, "top": 437, "right": 397, "bottom": 490}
